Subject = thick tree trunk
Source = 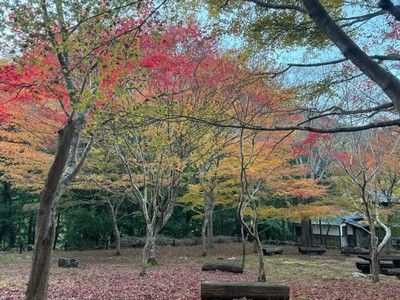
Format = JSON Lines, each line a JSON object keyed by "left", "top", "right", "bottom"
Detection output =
{"left": 113, "top": 220, "right": 121, "bottom": 256}
{"left": 301, "top": 218, "right": 312, "bottom": 247}
{"left": 25, "top": 112, "right": 91, "bottom": 300}
{"left": 25, "top": 116, "right": 77, "bottom": 300}
{"left": 302, "top": 0, "right": 400, "bottom": 113}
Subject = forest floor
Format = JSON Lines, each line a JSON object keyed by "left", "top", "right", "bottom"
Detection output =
{"left": 1, "top": 243, "right": 400, "bottom": 299}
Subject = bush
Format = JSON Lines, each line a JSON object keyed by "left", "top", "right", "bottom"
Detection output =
{"left": 62, "top": 206, "right": 112, "bottom": 250}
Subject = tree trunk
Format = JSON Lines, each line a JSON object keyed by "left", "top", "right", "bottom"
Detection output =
{"left": 369, "top": 225, "right": 380, "bottom": 283}
{"left": 201, "top": 214, "right": 209, "bottom": 257}
{"left": 53, "top": 213, "right": 61, "bottom": 250}
{"left": 207, "top": 205, "right": 214, "bottom": 249}
{"left": 25, "top": 113, "right": 88, "bottom": 300}
{"left": 281, "top": 219, "right": 286, "bottom": 242}
{"left": 253, "top": 226, "right": 266, "bottom": 282}
{"left": 113, "top": 219, "right": 121, "bottom": 256}
{"left": 202, "top": 193, "right": 215, "bottom": 256}
{"left": 141, "top": 223, "right": 156, "bottom": 276}
{"left": 108, "top": 201, "right": 122, "bottom": 256}
{"left": 27, "top": 215, "right": 35, "bottom": 245}
{"left": 319, "top": 218, "right": 323, "bottom": 245}
{"left": 301, "top": 218, "right": 312, "bottom": 247}
{"left": 148, "top": 234, "right": 157, "bottom": 266}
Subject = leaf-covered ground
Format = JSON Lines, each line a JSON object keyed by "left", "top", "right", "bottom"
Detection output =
{"left": 1, "top": 243, "right": 400, "bottom": 299}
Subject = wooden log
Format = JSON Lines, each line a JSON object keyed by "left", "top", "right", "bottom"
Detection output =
{"left": 201, "top": 281, "right": 290, "bottom": 300}
{"left": 202, "top": 262, "right": 243, "bottom": 273}
{"left": 262, "top": 246, "right": 284, "bottom": 256}
{"left": 355, "top": 261, "right": 370, "bottom": 273}
{"left": 355, "top": 261, "right": 394, "bottom": 274}
{"left": 340, "top": 247, "right": 369, "bottom": 256}
{"left": 381, "top": 268, "right": 400, "bottom": 276}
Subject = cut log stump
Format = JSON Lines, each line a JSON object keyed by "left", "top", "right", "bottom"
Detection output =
{"left": 262, "top": 246, "right": 284, "bottom": 256}
{"left": 202, "top": 262, "right": 243, "bottom": 273}
{"left": 201, "top": 281, "right": 290, "bottom": 300}
{"left": 298, "top": 246, "right": 326, "bottom": 255}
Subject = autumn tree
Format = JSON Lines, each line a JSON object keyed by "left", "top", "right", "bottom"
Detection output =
{"left": 291, "top": 131, "right": 333, "bottom": 246}
{"left": 0, "top": 1, "right": 166, "bottom": 298}
{"left": 180, "top": 137, "right": 240, "bottom": 256}
{"left": 193, "top": 0, "right": 400, "bottom": 133}
{"left": 0, "top": 101, "right": 57, "bottom": 192}
{"left": 330, "top": 128, "right": 400, "bottom": 282}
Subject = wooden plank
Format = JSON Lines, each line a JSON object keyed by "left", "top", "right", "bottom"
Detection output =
{"left": 201, "top": 281, "right": 290, "bottom": 300}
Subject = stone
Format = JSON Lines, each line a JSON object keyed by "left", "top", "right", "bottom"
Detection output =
{"left": 58, "top": 257, "right": 79, "bottom": 268}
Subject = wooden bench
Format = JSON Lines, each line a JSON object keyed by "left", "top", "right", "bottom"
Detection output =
{"left": 356, "top": 254, "right": 400, "bottom": 276}
{"left": 357, "top": 255, "right": 400, "bottom": 268}
{"left": 298, "top": 246, "right": 326, "bottom": 255}
{"left": 202, "top": 262, "right": 243, "bottom": 273}
{"left": 381, "top": 268, "right": 400, "bottom": 276}
{"left": 355, "top": 261, "right": 394, "bottom": 274}
{"left": 201, "top": 281, "right": 290, "bottom": 300}
{"left": 262, "top": 246, "right": 284, "bottom": 256}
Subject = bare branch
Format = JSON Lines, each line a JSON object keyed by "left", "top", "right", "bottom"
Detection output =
{"left": 245, "top": 0, "right": 307, "bottom": 14}
{"left": 171, "top": 115, "right": 400, "bottom": 133}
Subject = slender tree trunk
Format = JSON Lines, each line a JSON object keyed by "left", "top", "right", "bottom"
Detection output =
{"left": 27, "top": 215, "right": 35, "bottom": 245}
{"left": 201, "top": 213, "right": 209, "bottom": 257}
{"left": 53, "top": 213, "right": 61, "bottom": 250}
{"left": 207, "top": 204, "right": 214, "bottom": 249}
{"left": 281, "top": 219, "right": 286, "bottom": 242}
{"left": 141, "top": 223, "right": 156, "bottom": 276}
{"left": 148, "top": 234, "right": 157, "bottom": 266}
{"left": 108, "top": 201, "right": 122, "bottom": 256}
{"left": 240, "top": 225, "right": 246, "bottom": 270}
{"left": 369, "top": 225, "right": 380, "bottom": 283}
{"left": 253, "top": 223, "right": 266, "bottom": 282}
{"left": 202, "top": 193, "right": 215, "bottom": 256}
{"left": 319, "top": 218, "right": 323, "bottom": 245}
{"left": 113, "top": 219, "right": 121, "bottom": 256}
